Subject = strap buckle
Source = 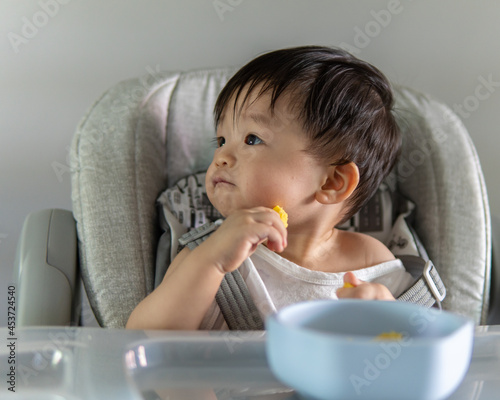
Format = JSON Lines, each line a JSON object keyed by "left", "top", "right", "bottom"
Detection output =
{"left": 423, "top": 260, "right": 446, "bottom": 303}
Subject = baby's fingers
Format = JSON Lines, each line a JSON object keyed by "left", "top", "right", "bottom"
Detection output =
{"left": 337, "top": 273, "right": 395, "bottom": 301}
{"left": 263, "top": 224, "right": 287, "bottom": 253}
{"left": 249, "top": 207, "right": 288, "bottom": 251}
{"left": 337, "top": 272, "right": 364, "bottom": 298}
{"left": 343, "top": 271, "right": 363, "bottom": 287}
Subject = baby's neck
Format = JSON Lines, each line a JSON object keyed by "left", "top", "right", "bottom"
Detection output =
{"left": 279, "top": 228, "right": 340, "bottom": 272}
{"left": 279, "top": 228, "right": 375, "bottom": 273}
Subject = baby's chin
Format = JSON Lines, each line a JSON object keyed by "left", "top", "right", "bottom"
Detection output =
{"left": 207, "top": 194, "right": 242, "bottom": 217}
{"left": 211, "top": 203, "right": 249, "bottom": 218}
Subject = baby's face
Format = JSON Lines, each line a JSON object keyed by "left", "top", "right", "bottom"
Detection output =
{"left": 206, "top": 88, "right": 328, "bottom": 223}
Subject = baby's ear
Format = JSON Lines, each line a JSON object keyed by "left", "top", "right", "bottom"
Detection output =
{"left": 316, "top": 162, "right": 360, "bottom": 205}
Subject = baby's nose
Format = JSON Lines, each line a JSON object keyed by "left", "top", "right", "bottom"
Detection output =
{"left": 214, "top": 146, "right": 236, "bottom": 167}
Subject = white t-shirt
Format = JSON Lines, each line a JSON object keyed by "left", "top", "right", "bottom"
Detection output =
{"left": 200, "top": 244, "right": 414, "bottom": 330}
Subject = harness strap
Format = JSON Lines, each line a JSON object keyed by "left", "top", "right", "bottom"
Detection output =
{"left": 396, "top": 255, "right": 446, "bottom": 308}
{"left": 178, "top": 219, "right": 223, "bottom": 250}
{"left": 217, "top": 270, "right": 265, "bottom": 330}
{"left": 179, "top": 221, "right": 265, "bottom": 330}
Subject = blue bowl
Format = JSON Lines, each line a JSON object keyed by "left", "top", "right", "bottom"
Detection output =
{"left": 266, "top": 300, "right": 474, "bottom": 400}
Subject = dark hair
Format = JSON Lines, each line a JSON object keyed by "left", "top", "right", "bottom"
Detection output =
{"left": 214, "top": 46, "right": 401, "bottom": 222}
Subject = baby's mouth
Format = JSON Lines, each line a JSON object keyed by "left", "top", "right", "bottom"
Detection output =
{"left": 213, "top": 176, "right": 235, "bottom": 187}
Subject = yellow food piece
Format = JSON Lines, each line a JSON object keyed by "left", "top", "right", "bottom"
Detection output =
{"left": 273, "top": 205, "right": 288, "bottom": 228}
{"left": 343, "top": 282, "right": 355, "bottom": 289}
{"left": 374, "top": 331, "right": 403, "bottom": 341}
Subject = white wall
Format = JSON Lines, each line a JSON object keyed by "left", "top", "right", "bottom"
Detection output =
{"left": 2, "top": 0, "right": 500, "bottom": 326}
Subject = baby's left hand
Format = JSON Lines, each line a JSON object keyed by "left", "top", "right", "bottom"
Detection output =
{"left": 336, "top": 271, "right": 395, "bottom": 301}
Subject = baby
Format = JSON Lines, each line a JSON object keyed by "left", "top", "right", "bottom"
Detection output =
{"left": 126, "top": 46, "right": 413, "bottom": 330}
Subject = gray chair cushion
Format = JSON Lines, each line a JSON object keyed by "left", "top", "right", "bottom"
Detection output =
{"left": 71, "top": 68, "right": 490, "bottom": 327}
{"left": 392, "top": 86, "right": 490, "bottom": 323}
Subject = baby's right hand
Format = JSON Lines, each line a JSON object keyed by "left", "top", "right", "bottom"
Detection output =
{"left": 337, "top": 272, "right": 395, "bottom": 300}
{"left": 202, "top": 207, "right": 288, "bottom": 274}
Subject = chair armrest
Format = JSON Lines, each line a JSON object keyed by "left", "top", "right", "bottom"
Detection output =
{"left": 14, "top": 209, "right": 79, "bottom": 326}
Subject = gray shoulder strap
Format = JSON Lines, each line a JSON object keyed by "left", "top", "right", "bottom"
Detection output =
{"left": 397, "top": 255, "right": 446, "bottom": 308}
{"left": 155, "top": 204, "right": 188, "bottom": 288}
{"left": 179, "top": 221, "right": 265, "bottom": 330}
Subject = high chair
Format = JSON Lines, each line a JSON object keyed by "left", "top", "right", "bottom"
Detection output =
{"left": 14, "top": 67, "right": 497, "bottom": 328}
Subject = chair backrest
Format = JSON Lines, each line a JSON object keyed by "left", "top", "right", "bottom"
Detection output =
{"left": 70, "top": 68, "right": 490, "bottom": 328}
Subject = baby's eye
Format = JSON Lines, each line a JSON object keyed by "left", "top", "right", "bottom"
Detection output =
{"left": 244, "top": 134, "right": 263, "bottom": 146}
{"left": 213, "top": 136, "right": 225, "bottom": 148}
